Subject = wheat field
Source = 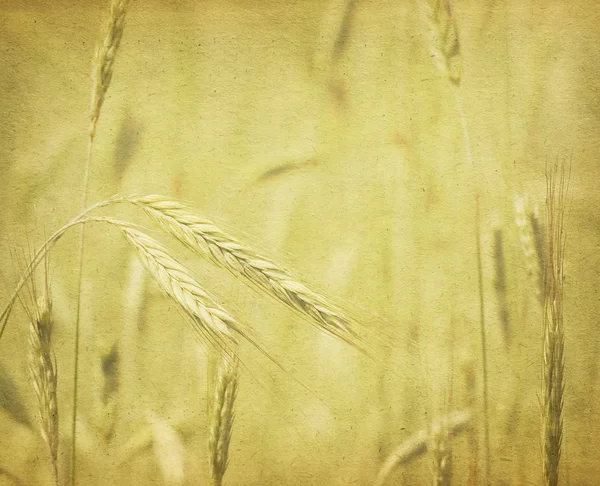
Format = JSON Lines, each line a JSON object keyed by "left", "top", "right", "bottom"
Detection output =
{"left": 1, "top": 0, "right": 599, "bottom": 484}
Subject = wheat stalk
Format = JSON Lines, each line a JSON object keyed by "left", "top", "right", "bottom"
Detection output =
{"left": 27, "top": 284, "right": 59, "bottom": 485}
{"left": 417, "top": 0, "right": 490, "bottom": 481}
{"left": 0, "top": 198, "right": 122, "bottom": 343}
{"left": 73, "top": 0, "right": 129, "bottom": 478}
{"left": 127, "top": 196, "right": 361, "bottom": 349}
{"left": 493, "top": 229, "right": 510, "bottom": 345}
{"left": 374, "top": 410, "right": 471, "bottom": 486}
{"left": 208, "top": 352, "right": 239, "bottom": 486}
{"left": 542, "top": 160, "right": 567, "bottom": 486}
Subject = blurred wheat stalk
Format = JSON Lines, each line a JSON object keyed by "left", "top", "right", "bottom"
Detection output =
{"left": 418, "top": 0, "right": 490, "bottom": 482}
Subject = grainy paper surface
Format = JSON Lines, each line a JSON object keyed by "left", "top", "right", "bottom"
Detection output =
{"left": 1, "top": 1, "right": 599, "bottom": 484}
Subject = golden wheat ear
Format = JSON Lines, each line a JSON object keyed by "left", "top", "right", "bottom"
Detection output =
{"left": 89, "top": 0, "right": 129, "bottom": 140}
{"left": 118, "top": 225, "right": 240, "bottom": 353}
{"left": 127, "top": 196, "right": 363, "bottom": 351}
{"left": 27, "top": 277, "right": 59, "bottom": 485}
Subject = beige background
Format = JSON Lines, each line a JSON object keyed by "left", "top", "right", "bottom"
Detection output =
{"left": 1, "top": 0, "right": 599, "bottom": 484}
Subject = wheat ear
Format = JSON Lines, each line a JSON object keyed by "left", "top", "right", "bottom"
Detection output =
{"left": 118, "top": 226, "right": 239, "bottom": 351}
{"left": 542, "top": 161, "right": 567, "bottom": 486}
{"left": 514, "top": 194, "right": 544, "bottom": 302}
{"left": 419, "top": 0, "right": 461, "bottom": 85}
{"left": 28, "top": 287, "right": 59, "bottom": 485}
{"left": 374, "top": 411, "right": 471, "bottom": 486}
{"left": 89, "top": 0, "right": 129, "bottom": 141}
{"left": 208, "top": 352, "right": 239, "bottom": 486}
{"left": 127, "top": 196, "right": 361, "bottom": 349}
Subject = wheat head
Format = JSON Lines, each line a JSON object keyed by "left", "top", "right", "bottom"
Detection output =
{"left": 208, "top": 352, "right": 239, "bottom": 486}
{"left": 419, "top": 0, "right": 462, "bottom": 85}
{"left": 28, "top": 290, "right": 59, "bottom": 485}
{"left": 127, "top": 196, "right": 361, "bottom": 349}
{"left": 119, "top": 225, "right": 239, "bottom": 351}
{"left": 542, "top": 161, "right": 567, "bottom": 486}
{"left": 374, "top": 410, "right": 471, "bottom": 486}
{"left": 89, "top": 0, "right": 129, "bottom": 140}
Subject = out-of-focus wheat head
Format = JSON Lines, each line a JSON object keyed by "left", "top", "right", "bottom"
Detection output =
{"left": 431, "top": 421, "right": 453, "bottom": 486}
{"left": 89, "top": 0, "right": 129, "bottom": 140}
{"left": 374, "top": 411, "right": 471, "bottom": 486}
{"left": 208, "top": 352, "right": 239, "bottom": 486}
{"left": 542, "top": 161, "right": 567, "bottom": 486}
{"left": 28, "top": 285, "right": 59, "bottom": 485}
{"left": 419, "top": 0, "right": 461, "bottom": 85}
{"left": 514, "top": 194, "right": 545, "bottom": 302}
{"left": 99, "top": 342, "right": 119, "bottom": 442}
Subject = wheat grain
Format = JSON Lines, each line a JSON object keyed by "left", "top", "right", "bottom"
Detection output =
{"left": 127, "top": 196, "right": 361, "bottom": 349}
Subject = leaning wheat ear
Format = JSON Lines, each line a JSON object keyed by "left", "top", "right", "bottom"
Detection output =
{"left": 28, "top": 288, "right": 59, "bottom": 485}
{"left": 127, "top": 196, "right": 362, "bottom": 350}
{"left": 208, "top": 352, "right": 239, "bottom": 486}
{"left": 374, "top": 411, "right": 471, "bottom": 486}
{"left": 118, "top": 226, "right": 240, "bottom": 352}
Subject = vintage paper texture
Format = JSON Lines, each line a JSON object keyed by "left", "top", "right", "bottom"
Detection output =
{"left": 0, "top": 0, "right": 598, "bottom": 484}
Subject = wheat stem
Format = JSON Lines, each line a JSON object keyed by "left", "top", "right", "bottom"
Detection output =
{"left": 0, "top": 199, "right": 119, "bottom": 343}
{"left": 418, "top": 0, "right": 490, "bottom": 480}
{"left": 72, "top": 1, "right": 129, "bottom": 481}
{"left": 454, "top": 80, "right": 491, "bottom": 486}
